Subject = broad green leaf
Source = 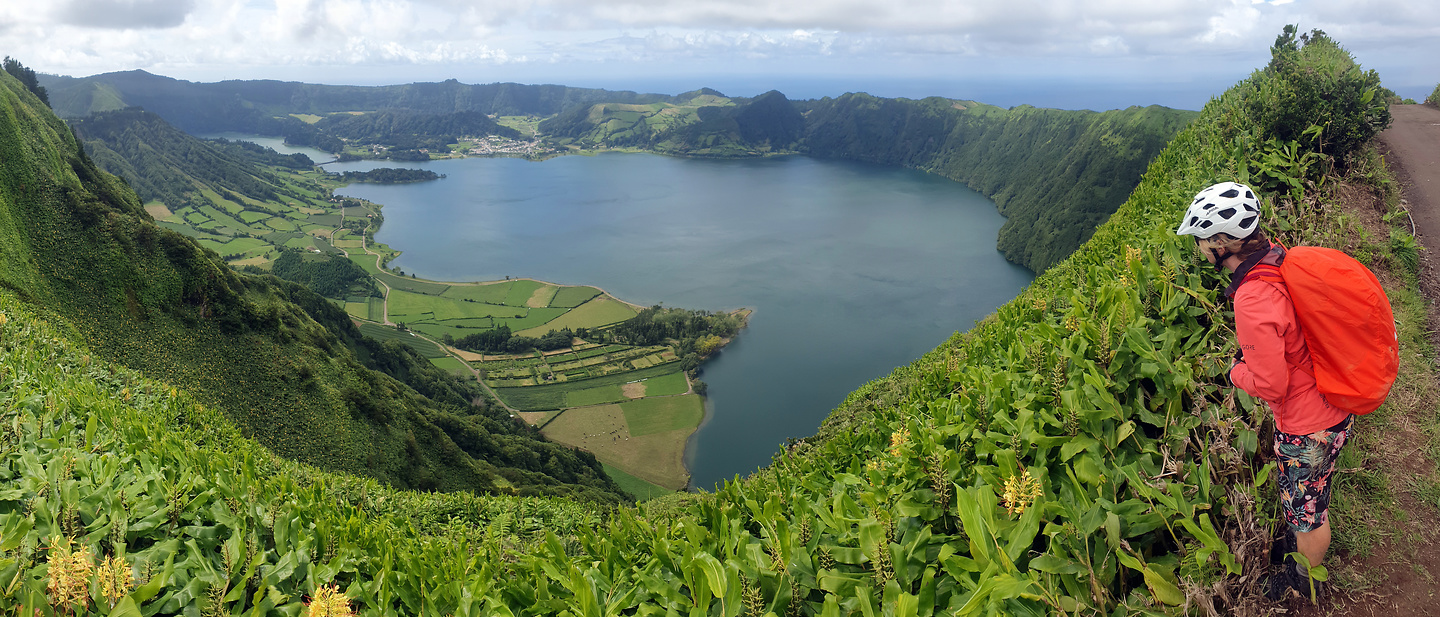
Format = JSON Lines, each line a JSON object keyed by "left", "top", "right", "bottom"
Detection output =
{"left": 1142, "top": 566, "right": 1184, "bottom": 605}
{"left": 109, "top": 596, "right": 143, "bottom": 617}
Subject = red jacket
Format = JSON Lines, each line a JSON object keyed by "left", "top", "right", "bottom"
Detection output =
{"left": 1227, "top": 247, "right": 1350, "bottom": 435}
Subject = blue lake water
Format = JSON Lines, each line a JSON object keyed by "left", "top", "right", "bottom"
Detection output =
{"left": 257, "top": 147, "right": 1033, "bottom": 489}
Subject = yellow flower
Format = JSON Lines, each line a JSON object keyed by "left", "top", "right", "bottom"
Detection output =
{"left": 307, "top": 584, "right": 355, "bottom": 617}
{"left": 47, "top": 537, "right": 94, "bottom": 610}
{"left": 1001, "top": 469, "right": 1044, "bottom": 516}
{"left": 97, "top": 555, "right": 134, "bottom": 607}
{"left": 888, "top": 428, "right": 909, "bottom": 457}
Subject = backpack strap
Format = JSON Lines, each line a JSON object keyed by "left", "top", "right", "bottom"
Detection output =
{"left": 1235, "top": 263, "right": 1317, "bottom": 379}
{"left": 1242, "top": 263, "right": 1283, "bottom": 287}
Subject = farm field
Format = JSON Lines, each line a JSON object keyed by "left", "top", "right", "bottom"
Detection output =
{"left": 152, "top": 162, "right": 355, "bottom": 267}
{"left": 428, "top": 356, "right": 470, "bottom": 376}
{"left": 620, "top": 395, "right": 704, "bottom": 437}
{"left": 493, "top": 364, "right": 683, "bottom": 411}
{"left": 356, "top": 322, "right": 445, "bottom": 358}
{"left": 602, "top": 464, "right": 674, "bottom": 501}
{"left": 515, "top": 296, "right": 637, "bottom": 337}
{"left": 540, "top": 398, "right": 699, "bottom": 490}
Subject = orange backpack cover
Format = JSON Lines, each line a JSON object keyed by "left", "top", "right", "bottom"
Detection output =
{"left": 1245, "top": 246, "right": 1399, "bottom": 414}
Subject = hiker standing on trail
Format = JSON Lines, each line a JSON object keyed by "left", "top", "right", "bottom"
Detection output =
{"left": 1175, "top": 181, "right": 1396, "bottom": 600}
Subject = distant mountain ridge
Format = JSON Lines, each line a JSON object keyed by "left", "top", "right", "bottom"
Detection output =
{"left": 40, "top": 70, "right": 1198, "bottom": 272}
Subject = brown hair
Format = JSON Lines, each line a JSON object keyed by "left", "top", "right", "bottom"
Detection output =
{"left": 1212, "top": 229, "right": 1270, "bottom": 261}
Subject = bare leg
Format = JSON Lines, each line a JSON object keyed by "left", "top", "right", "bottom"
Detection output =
{"left": 1294, "top": 520, "right": 1331, "bottom": 569}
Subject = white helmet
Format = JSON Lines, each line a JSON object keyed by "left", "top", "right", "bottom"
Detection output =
{"left": 1175, "top": 182, "right": 1261, "bottom": 239}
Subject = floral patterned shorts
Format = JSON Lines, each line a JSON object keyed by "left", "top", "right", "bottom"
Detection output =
{"left": 1274, "top": 415, "right": 1353, "bottom": 532}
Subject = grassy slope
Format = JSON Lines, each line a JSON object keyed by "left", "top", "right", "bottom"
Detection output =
{"left": 0, "top": 73, "right": 625, "bottom": 502}
{"left": 0, "top": 35, "right": 1414, "bottom": 616}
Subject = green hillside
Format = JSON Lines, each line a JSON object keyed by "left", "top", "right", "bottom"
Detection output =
{"left": 541, "top": 90, "right": 805, "bottom": 156}
{"left": 800, "top": 98, "right": 1197, "bottom": 272}
{"left": 0, "top": 30, "right": 1416, "bottom": 615}
{"left": 0, "top": 69, "right": 625, "bottom": 502}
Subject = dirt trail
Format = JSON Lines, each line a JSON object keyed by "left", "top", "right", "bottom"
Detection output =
{"left": 1380, "top": 105, "right": 1440, "bottom": 251}
{"left": 1303, "top": 105, "right": 1440, "bottom": 617}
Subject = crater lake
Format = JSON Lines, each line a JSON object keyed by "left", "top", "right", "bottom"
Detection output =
{"left": 327, "top": 152, "right": 1034, "bottom": 490}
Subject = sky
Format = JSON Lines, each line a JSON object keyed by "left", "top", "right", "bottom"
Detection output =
{"left": 1, "top": 0, "right": 1437, "bottom": 111}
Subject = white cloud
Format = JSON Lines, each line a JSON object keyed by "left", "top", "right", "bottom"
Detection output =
{"left": 0, "top": 0, "right": 1434, "bottom": 101}
{"left": 54, "top": 0, "right": 198, "bottom": 29}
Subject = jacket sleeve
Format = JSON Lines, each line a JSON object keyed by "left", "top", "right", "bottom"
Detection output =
{"left": 1228, "top": 282, "right": 1292, "bottom": 403}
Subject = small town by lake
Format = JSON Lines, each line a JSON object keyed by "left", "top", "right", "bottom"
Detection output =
{"left": 314, "top": 149, "right": 1034, "bottom": 489}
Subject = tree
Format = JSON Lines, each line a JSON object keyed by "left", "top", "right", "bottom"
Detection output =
{"left": 3, "top": 57, "right": 50, "bottom": 108}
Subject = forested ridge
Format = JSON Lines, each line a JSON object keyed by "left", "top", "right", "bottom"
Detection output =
{"left": 69, "top": 108, "right": 312, "bottom": 211}
{"left": 800, "top": 98, "right": 1197, "bottom": 271}
{"left": 41, "top": 70, "right": 681, "bottom": 134}
{"left": 0, "top": 71, "right": 626, "bottom": 503}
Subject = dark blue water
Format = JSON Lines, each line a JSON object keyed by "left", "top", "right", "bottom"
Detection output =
{"left": 310, "top": 152, "right": 1034, "bottom": 489}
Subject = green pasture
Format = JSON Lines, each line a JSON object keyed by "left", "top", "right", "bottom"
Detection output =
{"left": 504, "top": 280, "right": 546, "bottom": 306}
{"left": 388, "top": 289, "right": 528, "bottom": 321}
{"left": 265, "top": 231, "right": 304, "bottom": 245}
{"left": 620, "top": 395, "right": 705, "bottom": 437}
{"left": 238, "top": 211, "right": 271, "bottom": 224}
{"left": 344, "top": 302, "right": 368, "bottom": 319}
{"left": 266, "top": 217, "right": 297, "bottom": 232}
{"left": 496, "top": 116, "right": 543, "bottom": 137}
{"left": 502, "top": 307, "right": 569, "bottom": 332}
{"left": 549, "top": 286, "right": 603, "bottom": 308}
{"left": 516, "top": 296, "right": 638, "bottom": 337}
{"left": 603, "top": 464, "right": 674, "bottom": 502}
{"left": 638, "top": 371, "right": 689, "bottom": 397}
{"left": 198, "top": 237, "right": 269, "bottom": 257}
{"left": 429, "top": 356, "right": 470, "bottom": 376}
{"left": 565, "top": 384, "right": 627, "bottom": 408}
{"left": 493, "top": 364, "right": 683, "bottom": 411}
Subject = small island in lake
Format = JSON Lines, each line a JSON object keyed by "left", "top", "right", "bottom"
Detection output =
{"left": 336, "top": 167, "right": 444, "bottom": 183}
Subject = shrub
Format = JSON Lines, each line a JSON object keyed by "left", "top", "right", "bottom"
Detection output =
{"left": 1249, "top": 26, "right": 1392, "bottom": 166}
{"left": 1427, "top": 83, "right": 1440, "bottom": 108}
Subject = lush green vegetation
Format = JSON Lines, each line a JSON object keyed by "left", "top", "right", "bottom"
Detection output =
{"left": 68, "top": 107, "right": 354, "bottom": 265}
{"left": 609, "top": 306, "right": 745, "bottom": 371}
{"left": 3, "top": 30, "right": 1419, "bottom": 615}
{"left": 260, "top": 249, "right": 379, "bottom": 299}
{"left": 336, "top": 168, "right": 444, "bottom": 183}
{"left": 1427, "top": 83, "right": 1440, "bottom": 107}
{"left": 0, "top": 70, "right": 625, "bottom": 503}
{"left": 2, "top": 57, "right": 48, "bottom": 108}
{"left": 0, "top": 295, "right": 613, "bottom": 615}
{"left": 315, "top": 109, "right": 520, "bottom": 150}
{"left": 541, "top": 90, "right": 804, "bottom": 156}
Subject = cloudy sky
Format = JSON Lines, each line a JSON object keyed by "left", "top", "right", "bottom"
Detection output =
{"left": 2, "top": 0, "right": 1437, "bottom": 110}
